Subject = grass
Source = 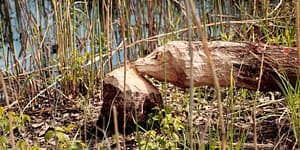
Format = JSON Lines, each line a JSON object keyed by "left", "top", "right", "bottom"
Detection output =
{"left": 279, "top": 74, "right": 300, "bottom": 148}
{"left": 0, "top": 0, "right": 299, "bottom": 149}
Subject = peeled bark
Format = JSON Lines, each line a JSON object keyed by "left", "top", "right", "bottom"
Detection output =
{"left": 134, "top": 41, "right": 298, "bottom": 91}
{"left": 97, "top": 65, "right": 162, "bottom": 134}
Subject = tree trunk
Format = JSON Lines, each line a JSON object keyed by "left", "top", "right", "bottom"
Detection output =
{"left": 134, "top": 41, "right": 298, "bottom": 91}
{"left": 97, "top": 65, "right": 162, "bottom": 135}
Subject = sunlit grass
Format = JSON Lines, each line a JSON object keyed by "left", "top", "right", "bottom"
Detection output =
{"left": 279, "top": 74, "right": 300, "bottom": 147}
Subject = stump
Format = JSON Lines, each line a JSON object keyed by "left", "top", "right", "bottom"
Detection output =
{"left": 97, "top": 65, "right": 162, "bottom": 135}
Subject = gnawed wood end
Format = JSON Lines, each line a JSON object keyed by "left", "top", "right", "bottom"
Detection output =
{"left": 134, "top": 41, "right": 298, "bottom": 91}
{"left": 97, "top": 65, "right": 162, "bottom": 135}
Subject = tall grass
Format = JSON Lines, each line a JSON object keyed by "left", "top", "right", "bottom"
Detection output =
{"left": 278, "top": 74, "right": 300, "bottom": 147}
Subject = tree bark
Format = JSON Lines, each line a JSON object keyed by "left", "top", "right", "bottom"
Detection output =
{"left": 97, "top": 65, "right": 162, "bottom": 134}
{"left": 134, "top": 41, "right": 298, "bottom": 91}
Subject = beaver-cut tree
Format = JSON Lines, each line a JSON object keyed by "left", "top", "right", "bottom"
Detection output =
{"left": 134, "top": 41, "right": 298, "bottom": 91}
{"left": 97, "top": 64, "right": 162, "bottom": 136}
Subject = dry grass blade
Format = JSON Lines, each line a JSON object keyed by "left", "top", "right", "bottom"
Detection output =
{"left": 296, "top": 0, "right": 300, "bottom": 69}
{"left": 253, "top": 51, "right": 265, "bottom": 150}
{"left": 184, "top": 0, "right": 194, "bottom": 149}
{"left": 22, "top": 77, "right": 60, "bottom": 112}
{"left": 113, "top": 105, "right": 121, "bottom": 150}
{"left": 117, "top": 0, "right": 128, "bottom": 147}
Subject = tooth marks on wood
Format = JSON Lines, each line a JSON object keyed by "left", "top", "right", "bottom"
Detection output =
{"left": 235, "top": 63, "right": 260, "bottom": 77}
{"left": 97, "top": 66, "right": 162, "bottom": 135}
{"left": 134, "top": 41, "right": 299, "bottom": 91}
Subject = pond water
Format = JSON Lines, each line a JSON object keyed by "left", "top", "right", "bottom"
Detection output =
{"left": 0, "top": 0, "right": 280, "bottom": 72}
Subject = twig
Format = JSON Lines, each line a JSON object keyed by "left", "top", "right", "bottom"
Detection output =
{"left": 198, "top": 141, "right": 274, "bottom": 150}
{"left": 235, "top": 142, "right": 274, "bottom": 149}
{"left": 273, "top": 132, "right": 287, "bottom": 149}
{"left": 253, "top": 49, "right": 265, "bottom": 150}
{"left": 269, "top": 0, "right": 283, "bottom": 16}
{"left": 200, "top": 111, "right": 212, "bottom": 149}
{"left": 117, "top": 0, "right": 127, "bottom": 148}
{"left": 113, "top": 105, "right": 121, "bottom": 150}
{"left": 94, "top": 126, "right": 111, "bottom": 150}
{"left": 296, "top": 0, "right": 300, "bottom": 70}
{"left": 184, "top": 0, "right": 194, "bottom": 149}
{"left": 22, "top": 75, "right": 61, "bottom": 112}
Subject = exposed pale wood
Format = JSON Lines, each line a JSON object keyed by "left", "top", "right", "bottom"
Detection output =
{"left": 97, "top": 65, "right": 162, "bottom": 134}
{"left": 134, "top": 41, "right": 298, "bottom": 91}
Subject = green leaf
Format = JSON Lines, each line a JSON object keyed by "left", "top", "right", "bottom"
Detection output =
{"left": 55, "top": 126, "right": 65, "bottom": 132}
{"left": 0, "top": 118, "right": 8, "bottom": 129}
{"left": 0, "top": 107, "right": 5, "bottom": 117}
{"left": 0, "top": 135, "right": 8, "bottom": 146}
{"left": 21, "top": 114, "right": 31, "bottom": 122}
{"left": 29, "top": 145, "right": 41, "bottom": 150}
{"left": 45, "top": 130, "right": 55, "bottom": 140}
{"left": 56, "top": 132, "right": 66, "bottom": 142}
{"left": 172, "top": 132, "right": 179, "bottom": 141}
{"left": 65, "top": 124, "right": 76, "bottom": 133}
{"left": 152, "top": 115, "right": 160, "bottom": 121}
{"left": 17, "top": 139, "right": 27, "bottom": 150}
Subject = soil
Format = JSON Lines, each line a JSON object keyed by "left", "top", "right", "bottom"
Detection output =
{"left": 3, "top": 80, "right": 297, "bottom": 150}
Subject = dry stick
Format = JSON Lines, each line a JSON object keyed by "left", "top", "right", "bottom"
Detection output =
{"left": 296, "top": 0, "right": 300, "bottom": 69}
{"left": 296, "top": 1, "right": 300, "bottom": 147}
{"left": 97, "top": 0, "right": 104, "bottom": 141}
{"left": 200, "top": 141, "right": 273, "bottom": 150}
{"left": 117, "top": 0, "right": 127, "bottom": 148}
{"left": 253, "top": 53, "right": 265, "bottom": 150}
{"left": 0, "top": 70, "right": 15, "bottom": 150}
{"left": 252, "top": 0, "right": 257, "bottom": 42}
{"left": 184, "top": 0, "right": 194, "bottom": 149}
{"left": 187, "top": 0, "right": 227, "bottom": 149}
{"left": 106, "top": 0, "right": 112, "bottom": 72}
{"left": 22, "top": 76, "right": 60, "bottom": 112}
{"left": 52, "top": 0, "right": 63, "bottom": 73}
{"left": 252, "top": 1, "right": 257, "bottom": 149}
{"left": 113, "top": 105, "right": 121, "bottom": 150}
{"left": 200, "top": 111, "right": 212, "bottom": 149}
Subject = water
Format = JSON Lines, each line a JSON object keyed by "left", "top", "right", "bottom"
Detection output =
{"left": 1, "top": 0, "right": 281, "bottom": 72}
{"left": 1, "top": 0, "right": 55, "bottom": 70}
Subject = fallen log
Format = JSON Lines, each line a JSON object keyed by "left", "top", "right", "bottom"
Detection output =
{"left": 97, "top": 65, "right": 162, "bottom": 135}
{"left": 134, "top": 41, "right": 298, "bottom": 91}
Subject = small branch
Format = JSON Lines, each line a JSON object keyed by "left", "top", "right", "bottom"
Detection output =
{"left": 22, "top": 76, "right": 61, "bottom": 112}
{"left": 113, "top": 105, "right": 121, "bottom": 150}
